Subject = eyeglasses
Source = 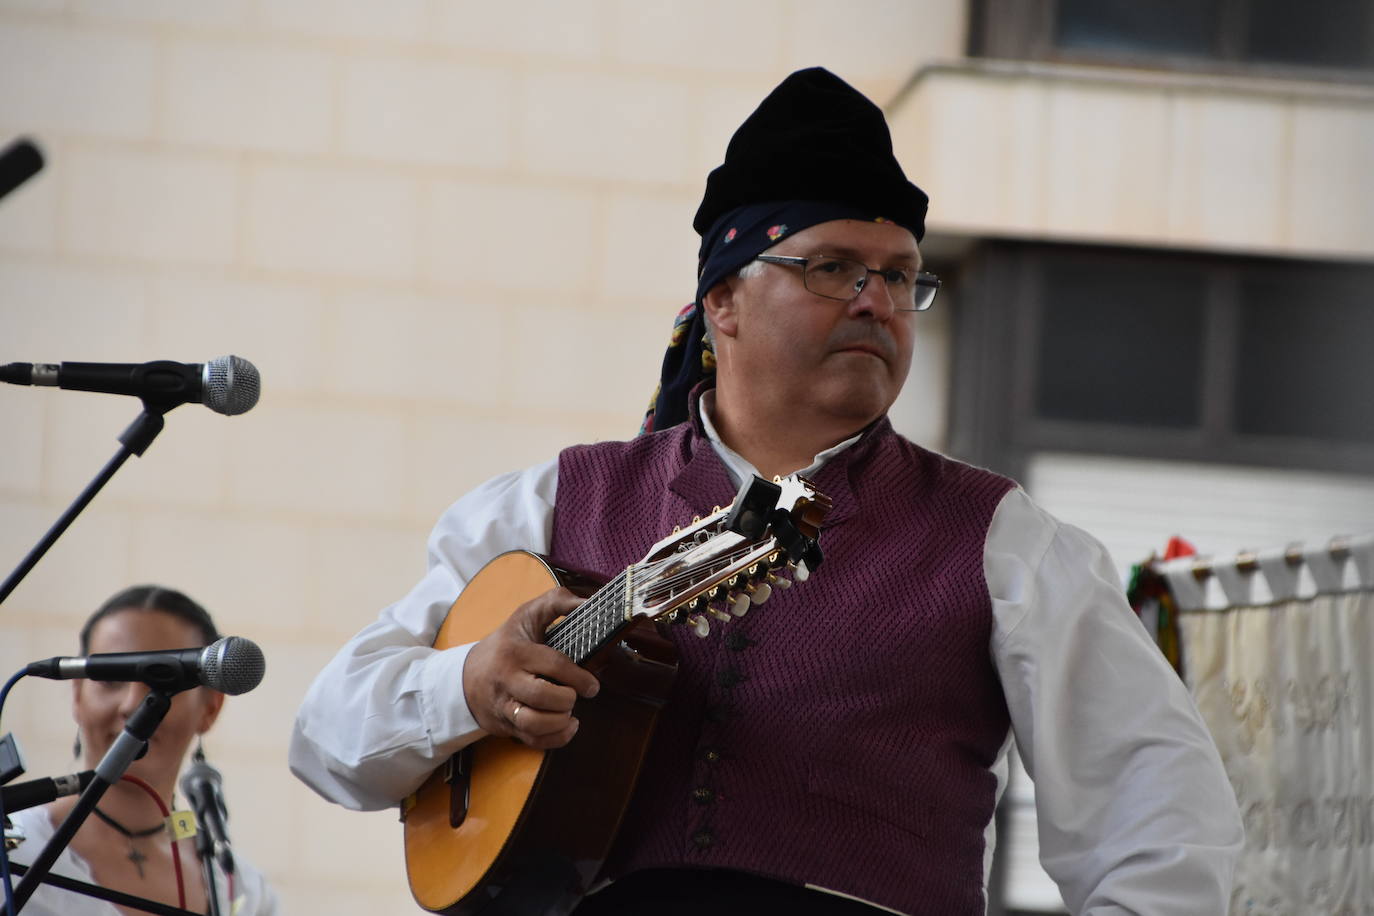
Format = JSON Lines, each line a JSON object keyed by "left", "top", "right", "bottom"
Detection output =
{"left": 753, "top": 255, "right": 939, "bottom": 312}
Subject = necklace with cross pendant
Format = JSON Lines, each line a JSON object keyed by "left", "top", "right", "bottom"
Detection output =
{"left": 126, "top": 843, "right": 149, "bottom": 878}
{"left": 92, "top": 806, "right": 164, "bottom": 879}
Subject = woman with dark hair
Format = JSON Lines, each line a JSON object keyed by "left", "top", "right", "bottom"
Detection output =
{"left": 7, "top": 585, "right": 278, "bottom": 915}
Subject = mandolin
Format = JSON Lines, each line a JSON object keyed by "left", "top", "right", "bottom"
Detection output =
{"left": 402, "top": 473, "right": 830, "bottom": 915}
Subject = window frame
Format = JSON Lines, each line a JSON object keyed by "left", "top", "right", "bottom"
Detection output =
{"left": 947, "top": 241, "right": 1374, "bottom": 483}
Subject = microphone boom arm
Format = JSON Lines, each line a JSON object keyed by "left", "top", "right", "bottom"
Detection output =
{"left": 11, "top": 689, "right": 173, "bottom": 912}
{"left": 0, "top": 405, "right": 164, "bottom": 608}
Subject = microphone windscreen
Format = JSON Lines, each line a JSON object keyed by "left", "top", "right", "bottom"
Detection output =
{"left": 203, "top": 355, "right": 260, "bottom": 416}
{"left": 179, "top": 759, "right": 224, "bottom": 805}
{"left": 199, "top": 636, "right": 266, "bottom": 695}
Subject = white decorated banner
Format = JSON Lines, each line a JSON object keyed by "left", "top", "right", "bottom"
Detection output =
{"left": 1162, "top": 535, "right": 1374, "bottom": 916}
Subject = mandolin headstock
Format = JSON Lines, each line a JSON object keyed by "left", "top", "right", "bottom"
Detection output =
{"left": 627, "top": 474, "right": 831, "bottom": 637}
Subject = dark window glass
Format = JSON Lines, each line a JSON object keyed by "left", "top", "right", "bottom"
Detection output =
{"left": 1054, "top": 0, "right": 1221, "bottom": 56}
{"left": 1246, "top": 0, "right": 1374, "bottom": 70}
{"left": 1235, "top": 268, "right": 1374, "bottom": 443}
{"left": 1036, "top": 260, "right": 1205, "bottom": 427}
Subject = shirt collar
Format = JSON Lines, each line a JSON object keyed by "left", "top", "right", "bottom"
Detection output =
{"left": 697, "top": 389, "right": 863, "bottom": 487}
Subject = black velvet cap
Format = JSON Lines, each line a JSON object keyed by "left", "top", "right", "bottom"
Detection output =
{"left": 692, "top": 67, "right": 928, "bottom": 241}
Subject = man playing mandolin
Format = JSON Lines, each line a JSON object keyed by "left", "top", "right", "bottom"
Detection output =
{"left": 291, "top": 68, "right": 1242, "bottom": 915}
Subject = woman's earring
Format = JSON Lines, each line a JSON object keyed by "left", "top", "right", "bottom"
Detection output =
{"left": 192, "top": 735, "right": 206, "bottom": 764}
{"left": 72, "top": 733, "right": 82, "bottom": 759}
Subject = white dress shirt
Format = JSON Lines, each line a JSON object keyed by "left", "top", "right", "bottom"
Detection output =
{"left": 290, "top": 402, "right": 1242, "bottom": 915}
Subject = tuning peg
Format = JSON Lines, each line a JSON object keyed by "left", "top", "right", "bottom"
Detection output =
{"left": 708, "top": 606, "right": 732, "bottom": 623}
{"left": 748, "top": 582, "right": 771, "bottom": 605}
{"left": 688, "top": 615, "right": 711, "bottom": 638}
{"left": 793, "top": 559, "right": 810, "bottom": 582}
{"left": 730, "top": 593, "right": 751, "bottom": 617}
{"left": 769, "top": 573, "right": 792, "bottom": 590}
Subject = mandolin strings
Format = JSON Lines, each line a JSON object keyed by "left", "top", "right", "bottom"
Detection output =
{"left": 544, "top": 537, "right": 776, "bottom": 661}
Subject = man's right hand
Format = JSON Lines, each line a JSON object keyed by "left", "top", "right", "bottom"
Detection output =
{"left": 461, "top": 587, "right": 601, "bottom": 750}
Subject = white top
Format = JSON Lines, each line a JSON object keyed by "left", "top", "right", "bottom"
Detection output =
{"left": 4, "top": 804, "right": 279, "bottom": 916}
{"left": 290, "top": 405, "right": 1243, "bottom": 915}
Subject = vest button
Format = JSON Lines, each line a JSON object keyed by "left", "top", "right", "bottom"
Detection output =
{"left": 724, "top": 632, "right": 753, "bottom": 651}
{"left": 692, "top": 786, "right": 715, "bottom": 804}
{"left": 716, "top": 668, "right": 744, "bottom": 688}
{"left": 701, "top": 747, "right": 721, "bottom": 764}
{"left": 692, "top": 830, "right": 715, "bottom": 849}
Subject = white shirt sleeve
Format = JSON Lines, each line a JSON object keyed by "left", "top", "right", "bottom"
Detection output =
{"left": 289, "top": 458, "right": 559, "bottom": 811}
{"left": 987, "top": 486, "right": 1243, "bottom": 915}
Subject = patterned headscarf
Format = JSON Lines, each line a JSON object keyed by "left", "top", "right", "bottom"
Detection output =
{"left": 639, "top": 200, "right": 915, "bottom": 434}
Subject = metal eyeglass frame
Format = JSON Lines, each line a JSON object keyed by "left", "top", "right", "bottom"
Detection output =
{"left": 753, "top": 254, "right": 940, "bottom": 312}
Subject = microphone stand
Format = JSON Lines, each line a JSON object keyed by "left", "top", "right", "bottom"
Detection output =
{"left": 6, "top": 864, "right": 199, "bottom": 916}
{"left": 0, "top": 404, "right": 166, "bottom": 607}
{"left": 196, "top": 839, "right": 222, "bottom": 916}
{"left": 9, "top": 689, "right": 187, "bottom": 914}
{"left": 185, "top": 749, "right": 226, "bottom": 916}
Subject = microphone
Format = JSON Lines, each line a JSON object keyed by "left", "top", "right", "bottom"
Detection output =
{"left": 0, "top": 138, "right": 44, "bottom": 202}
{"left": 180, "top": 757, "right": 234, "bottom": 875}
{"left": 25, "top": 636, "right": 266, "bottom": 696}
{"left": 0, "top": 355, "right": 261, "bottom": 416}
{"left": 1, "top": 770, "right": 95, "bottom": 815}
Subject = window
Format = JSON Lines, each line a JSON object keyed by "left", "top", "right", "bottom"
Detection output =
{"left": 1234, "top": 265, "right": 1374, "bottom": 445}
{"left": 948, "top": 242, "right": 1374, "bottom": 482}
{"left": 1053, "top": 0, "right": 1220, "bottom": 58}
{"left": 1035, "top": 258, "right": 1206, "bottom": 428}
{"left": 971, "top": 0, "right": 1374, "bottom": 77}
{"left": 1246, "top": 0, "right": 1374, "bottom": 71}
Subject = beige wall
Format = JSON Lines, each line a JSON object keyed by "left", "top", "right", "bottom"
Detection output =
{"left": 893, "top": 61, "right": 1374, "bottom": 259}
{"left": 0, "top": 1, "right": 965, "bottom": 911}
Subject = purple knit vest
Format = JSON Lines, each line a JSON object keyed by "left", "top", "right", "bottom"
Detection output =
{"left": 550, "top": 406, "right": 1015, "bottom": 916}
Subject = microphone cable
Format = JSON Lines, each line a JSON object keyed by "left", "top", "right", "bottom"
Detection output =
{"left": 0, "top": 668, "right": 27, "bottom": 916}
{"left": 120, "top": 773, "right": 186, "bottom": 913}
{"left": 0, "top": 668, "right": 26, "bottom": 744}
